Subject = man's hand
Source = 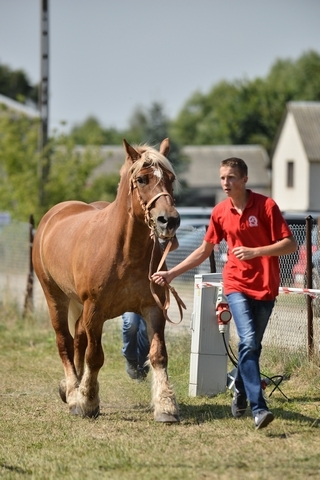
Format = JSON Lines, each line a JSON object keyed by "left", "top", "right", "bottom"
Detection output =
{"left": 151, "top": 271, "right": 173, "bottom": 286}
{"left": 232, "top": 246, "right": 257, "bottom": 261}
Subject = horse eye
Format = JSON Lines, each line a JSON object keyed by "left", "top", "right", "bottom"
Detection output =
{"left": 136, "top": 176, "right": 147, "bottom": 185}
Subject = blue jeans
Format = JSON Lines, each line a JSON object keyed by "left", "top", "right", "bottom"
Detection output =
{"left": 227, "top": 292, "right": 275, "bottom": 415}
{"left": 122, "top": 312, "right": 150, "bottom": 370}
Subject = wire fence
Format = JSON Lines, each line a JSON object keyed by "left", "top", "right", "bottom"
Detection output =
{"left": 0, "top": 220, "right": 319, "bottom": 356}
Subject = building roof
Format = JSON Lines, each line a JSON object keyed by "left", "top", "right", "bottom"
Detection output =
{"left": 91, "top": 144, "right": 270, "bottom": 190}
{"left": 87, "top": 145, "right": 125, "bottom": 177}
{"left": 180, "top": 145, "right": 270, "bottom": 189}
{"left": 0, "top": 93, "right": 39, "bottom": 118}
{"left": 287, "top": 102, "right": 320, "bottom": 161}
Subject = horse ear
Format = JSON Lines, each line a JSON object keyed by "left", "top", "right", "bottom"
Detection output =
{"left": 123, "top": 139, "right": 141, "bottom": 162}
{"left": 159, "top": 138, "right": 170, "bottom": 157}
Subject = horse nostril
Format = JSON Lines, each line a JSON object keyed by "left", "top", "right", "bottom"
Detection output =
{"left": 157, "top": 216, "right": 167, "bottom": 226}
{"left": 157, "top": 215, "right": 180, "bottom": 230}
{"left": 168, "top": 216, "right": 180, "bottom": 230}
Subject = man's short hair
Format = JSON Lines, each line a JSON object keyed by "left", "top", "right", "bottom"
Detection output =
{"left": 221, "top": 157, "right": 248, "bottom": 177}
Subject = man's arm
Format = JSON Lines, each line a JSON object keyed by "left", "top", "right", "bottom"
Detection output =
{"left": 232, "top": 235, "right": 297, "bottom": 261}
{"left": 152, "top": 240, "right": 214, "bottom": 285}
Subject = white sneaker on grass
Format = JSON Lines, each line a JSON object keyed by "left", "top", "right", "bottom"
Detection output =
{"left": 254, "top": 410, "right": 274, "bottom": 430}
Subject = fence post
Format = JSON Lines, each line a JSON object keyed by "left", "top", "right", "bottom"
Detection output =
{"left": 23, "top": 214, "right": 35, "bottom": 316}
{"left": 305, "top": 215, "right": 314, "bottom": 358}
{"left": 206, "top": 225, "right": 216, "bottom": 273}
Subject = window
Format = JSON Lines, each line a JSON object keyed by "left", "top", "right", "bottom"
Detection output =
{"left": 287, "top": 161, "right": 294, "bottom": 188}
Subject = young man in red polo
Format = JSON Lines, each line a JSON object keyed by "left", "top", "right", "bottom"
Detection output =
{"left": 152, "top": 157, "right": 297, "bottom": 429}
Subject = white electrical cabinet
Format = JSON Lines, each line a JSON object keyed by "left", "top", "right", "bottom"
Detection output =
{"left": 189, "top": 273, "right": 229, "bottom": 397}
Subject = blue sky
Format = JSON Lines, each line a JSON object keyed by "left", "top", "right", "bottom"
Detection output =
{"left": 1, "top": 0, "right": 320, "bottom": 133}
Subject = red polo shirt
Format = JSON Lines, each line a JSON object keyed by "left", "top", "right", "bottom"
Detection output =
{"left": 204, "top": 190, "right": 293, "bottom": 300}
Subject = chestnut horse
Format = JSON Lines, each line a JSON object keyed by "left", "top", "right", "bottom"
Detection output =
{"left": 32, "top": 138, "right": 181, "bottom": 422}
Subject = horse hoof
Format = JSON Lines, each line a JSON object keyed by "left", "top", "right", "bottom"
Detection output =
{"left": 59, "top": 380, "right": 67, "bottom": 403}
{"left": 90, "top": 405, "right": 100, "bottom": 419}
{"left": 155, "top": 413, "right": 180, "bottom": 423}
{"left": 69, "top": 405, "right": 82, "bottom": 416}
{"left": 69, "top": 404, "right": 100, "bottom": 418}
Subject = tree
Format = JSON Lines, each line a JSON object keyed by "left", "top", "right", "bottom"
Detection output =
{"left": 171, "top": 50, "right": 320, "bottom": 153}
{"left": 127, "top": 102, "right": 190, "bottom": 176}
{"left": 294, "top": 50, "right": 320, "bottom": 100}
{"left": 0, "top": 63, "right": 38, "bottom": 106}
{"left": 0, "top": 107, "right": 119, "bottom": 223}
{"left": 0, "top": 109, "right": 39, "bottom": 220}
{"left": 70, "top": 116, "right": 123, "bottom": 145}
{"left": 45, "top": 133, "right": 120, "bottom": 207}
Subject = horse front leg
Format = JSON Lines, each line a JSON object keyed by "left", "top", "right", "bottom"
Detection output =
{"left": 72, "top": 303, "right": 104, "bottom": 418}
{"left": 147, "top": 309, "right": 180, "bottom": 423}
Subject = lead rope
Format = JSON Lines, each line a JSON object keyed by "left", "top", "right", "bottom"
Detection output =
{"left": 148, "top": 234, "right": 186, "bottom": 325}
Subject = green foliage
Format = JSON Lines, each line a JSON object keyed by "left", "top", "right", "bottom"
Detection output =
{"left": 84, "top": 173, "right": 119, "bottom": 203}
{"left": 266, "top": 50, "right": 320, "bottom": 102}
{"left": 0, "top": 111, "right": 119, "bottom": 223}
{"left": 127, "top": 101, "right": 190, "bottom": 176}
{"left": 0, "top": 62, "right": 38, "bottom": 105}
{"left": 0, "top": 111, "right": 40, "bottom": 220}
{"left": 44, "top": 135, "right": 120, "bottom": 206}
{"left": 70, "top": 116, "right": 124, "bottom": 145}
{"left": 43, "top": 138, "right": 103, "bottom": 206}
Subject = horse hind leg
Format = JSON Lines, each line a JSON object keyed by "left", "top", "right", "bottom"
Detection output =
{"left": 148, "top": 330, "right": 180, "bottom": 423}
{"left": 68, "top": 300, "right": 87, "bottom": 380}
{"left": 59, "top": 308, "right": 88, "bottom": 405}
{"left": 68, "top": 299, "right": 83, "bottom": 337}
{"left": 73, "top": 314, "right": 88, "bottom": 380}
{"left": 43, "top": 292, "right": 80, "bottom": 412}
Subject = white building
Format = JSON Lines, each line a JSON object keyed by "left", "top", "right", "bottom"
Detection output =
{"left": 272, "top": 102, "right": 320, "bottom": 212}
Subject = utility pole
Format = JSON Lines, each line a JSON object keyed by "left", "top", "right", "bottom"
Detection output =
{"left": 39, "top": 0, "right": 49, "bottom": 208}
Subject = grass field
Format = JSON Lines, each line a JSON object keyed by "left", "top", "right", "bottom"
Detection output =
{"left": 1, "top": 301, "right": 320, "bottom": 480}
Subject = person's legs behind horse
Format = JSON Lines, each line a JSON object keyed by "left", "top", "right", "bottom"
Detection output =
{"left": 122, "top": 312, "right": 150, "bottom": 380}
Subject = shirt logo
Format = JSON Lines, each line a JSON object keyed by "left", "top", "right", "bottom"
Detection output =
{"left": 248, "top": 215, "right": 258, "bottom": 227}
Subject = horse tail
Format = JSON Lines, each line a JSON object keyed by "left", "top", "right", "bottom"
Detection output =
{"left": 68, "top": 299, "right": 83, "bottom": 337}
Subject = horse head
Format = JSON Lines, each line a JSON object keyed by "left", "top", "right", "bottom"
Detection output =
{"left": 122, "top": 138, "right": 180, "bottom": 239}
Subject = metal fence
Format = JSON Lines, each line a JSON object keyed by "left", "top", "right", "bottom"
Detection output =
{"left": 0, "top": 220, "right": 319, "bottom": 355}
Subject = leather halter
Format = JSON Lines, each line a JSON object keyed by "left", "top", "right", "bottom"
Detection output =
{"left": 132, "top": 172, "right": 174, "bottom": 227}
{"left": 132, "top": 175, "right": 186, "bottom": 324}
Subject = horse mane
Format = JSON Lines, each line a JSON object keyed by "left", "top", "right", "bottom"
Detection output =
{"left": 121, "top": 144, "right": 178, "bottom": 190}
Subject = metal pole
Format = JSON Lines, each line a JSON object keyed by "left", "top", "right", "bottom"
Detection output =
{"left": 39, "top": 0, "right": 50, "bottom": 208}
{"left": 206, "top": 226, "right": 216, "bottom": 273}
{"left": 305, "top": 215, "right": 314, "bottom": 358}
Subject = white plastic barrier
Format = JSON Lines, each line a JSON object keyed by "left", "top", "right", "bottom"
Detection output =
{"left": 189, "top": 273, "right": 229, "bottom": 397}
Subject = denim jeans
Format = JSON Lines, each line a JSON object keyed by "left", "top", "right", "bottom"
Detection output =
{"left": 122, "top": 312, "right": 150, "bottom": 370}
{"left": 227, "top": 292, "right": 275, "bottom": 415}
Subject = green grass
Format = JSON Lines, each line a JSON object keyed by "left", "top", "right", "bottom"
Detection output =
{"left": 1, "top": 302, "right": 320, "bottom": 480}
